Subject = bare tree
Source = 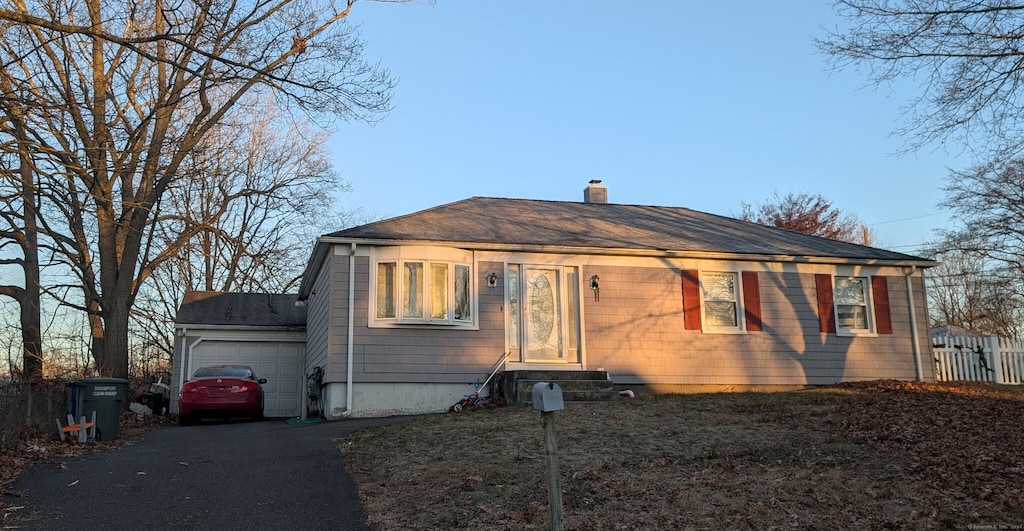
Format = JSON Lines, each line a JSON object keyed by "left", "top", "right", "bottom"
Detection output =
{"left": 0, "top": 76, "right": 43, "bottom": 383}
{"left": 927, "top": 158, "right": 1024, "bottom": 337}
{"left": 820, "top": 2, "right": 1024, "bottom": 335}
{"left": 0, "top": 308, "right": 20, "bottom": 378}
{"left": 159, "top": 100, "right": 343, "bottom": 294}
{"left": 126, "top": 99, "right": 349, "bottom": 376}
{"left": 926, "top": 248, "right": 1023, "bottom": 337}
{"left": 938, "top": 158, "right": 1024, "bottom": 273}
{"left": 739, "top": 192, "right": 875, "bottom": 245}
{"left": 818, "top": 1, "right": 1024, "bottom": 158}
{"left": 0, "top": 0, "right": 399, "bottom": 378}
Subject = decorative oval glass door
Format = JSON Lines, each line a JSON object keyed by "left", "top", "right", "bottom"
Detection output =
{"left": 507, "top": 265, "right": 579, "bottom": 363}
{"left": 525, "top": 268, "right": 561, "bottom": 361}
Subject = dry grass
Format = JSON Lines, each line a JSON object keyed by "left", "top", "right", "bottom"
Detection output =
{"left": 340, "top": 381, "right": 1024, "bottom": 530}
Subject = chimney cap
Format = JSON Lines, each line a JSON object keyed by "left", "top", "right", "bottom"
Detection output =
{"left": 589, "top": 179, "right": 602, "bottom": 184}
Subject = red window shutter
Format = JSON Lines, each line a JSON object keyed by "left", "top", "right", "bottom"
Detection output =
{"left": 681, "top": 269, "right": 702, "bottom": 330}
{"left": 814, "top": 274, "right": 836, "bottom": 333}
{"left": 741, "top": 271, "right": 762, "bottom": 332}
{"left": 872, "top": 276, "right": 893, "bottom": 335}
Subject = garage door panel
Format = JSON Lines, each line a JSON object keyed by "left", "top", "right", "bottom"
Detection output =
{"left": 191, "top": 340, "right": 304, "bottom": 418}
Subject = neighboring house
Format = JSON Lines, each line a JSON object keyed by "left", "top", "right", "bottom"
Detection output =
{"left": 171, "top": 292, "right": 306, "bottom": 417}
{"left": 172, "top": 182, "right": 937, "bottom": 418}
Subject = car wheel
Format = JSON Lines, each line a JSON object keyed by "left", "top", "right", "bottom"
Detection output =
{"left": 178, "top": 414, "right": 193, "bottom": 426}
{"left": 254, "top": 397, "right": 264, "bottom": 421}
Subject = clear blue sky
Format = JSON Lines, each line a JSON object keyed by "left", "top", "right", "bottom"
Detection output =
{"left": 329, "top": 1, "right": 964, "bottom": 256}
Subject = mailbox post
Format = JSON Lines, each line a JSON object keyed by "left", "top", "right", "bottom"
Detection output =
{"left": 532, "top": 382, "right": 564, "bottom": 531}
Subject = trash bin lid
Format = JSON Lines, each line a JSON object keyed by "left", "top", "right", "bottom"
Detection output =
{"left": 79, "top": 377, "right": 130, "bottom": 384}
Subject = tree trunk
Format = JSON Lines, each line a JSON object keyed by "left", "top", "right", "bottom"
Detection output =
{"left": 20, "top": 147, "right": 43, "bottom": 383}
{"left": 94, "top": 300, "right": 130, "bottom": 379}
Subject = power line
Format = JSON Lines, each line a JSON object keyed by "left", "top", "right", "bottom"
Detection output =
{"left": 870, "top": 211, "right": 950, "bottom": 226}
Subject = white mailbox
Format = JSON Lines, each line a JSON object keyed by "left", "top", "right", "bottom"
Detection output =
{"left": 532, "top": 382, "right": 564, "bottom": 412}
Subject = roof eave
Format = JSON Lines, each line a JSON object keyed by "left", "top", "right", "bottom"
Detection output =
{"left": 315, "top": 236, "right": 938, "bottom": 268}
{"left": 297, "top": 239, "right": 332, "bottom": 300}
{"left": 173, "top": 324, "right": 306, "bottom": 331}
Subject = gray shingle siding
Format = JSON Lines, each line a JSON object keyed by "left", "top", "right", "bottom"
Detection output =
{"left": 304, "top": 257, "right": 332, "bottom": 376}
{"left": 581, "top": 267, "right": 927, "bottom": 386}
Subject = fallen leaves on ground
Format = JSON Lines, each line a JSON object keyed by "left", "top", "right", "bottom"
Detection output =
{"left": 341, "top": 381, "right": 1024, "bottom": 530}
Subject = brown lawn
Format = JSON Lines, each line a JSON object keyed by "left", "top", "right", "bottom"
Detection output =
{"left": 340, "top": 381, "right": 1024, "bottom": 530}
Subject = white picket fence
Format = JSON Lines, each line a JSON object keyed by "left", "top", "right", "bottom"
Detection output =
{"left": 932, "top": 334, "right": 1024, "bottom": 385}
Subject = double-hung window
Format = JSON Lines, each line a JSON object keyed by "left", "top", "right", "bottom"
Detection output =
{"left": 702, "top": 272, "right": 740, "bottom": 330}
{"left": 834, "top": 276, "right": 870, "bottom": 332}
{"left": 373, "top": 247, "right": 474, "bottom": 327}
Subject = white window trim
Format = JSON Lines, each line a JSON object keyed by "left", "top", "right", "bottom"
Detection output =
{"left": 833, "top": 275, "right": 878, "bottom": 338}
{"left": 699, "top": 270, "right": 746, "bottom": 335}
{"left": 368, "top": 246, "right": 478, "bottom": 329}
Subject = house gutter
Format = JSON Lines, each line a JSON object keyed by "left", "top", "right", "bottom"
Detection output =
{"left": 904, "top": 266, "right": 924, "bottom": 381}
{"left": 312, "top": 236, "right": 939, "bottom": 268}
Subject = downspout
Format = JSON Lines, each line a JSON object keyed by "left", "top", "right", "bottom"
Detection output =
{"left": 904, "top": 266, "right": 924, "bottom": 381}
{"left": 342, "top": 242, "right": 356, "bottom": 417}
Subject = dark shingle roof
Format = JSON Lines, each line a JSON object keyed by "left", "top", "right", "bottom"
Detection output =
{"left": 175, "top": 292, "right": 306, "bottom": 327}
{"left": 326, "top": 197, "right": 928, "bottom": 262}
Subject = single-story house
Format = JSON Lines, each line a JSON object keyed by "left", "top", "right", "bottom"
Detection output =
{"left": 172, "top": 181, "right": 937, "bottom": 418}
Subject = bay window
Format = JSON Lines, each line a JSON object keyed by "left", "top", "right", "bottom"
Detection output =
{"left": 372, "top": 247, "right": 474, "bottom": 327}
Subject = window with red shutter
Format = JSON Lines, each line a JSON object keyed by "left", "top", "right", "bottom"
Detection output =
{"left": 817, "top": 273, "right": 890, "bottom": 336}
{"left": 681, "top": 269, "right": 702, "bottom": 331}
{"left": 742, "top": 271, "right": 762, "bottom": 332}
{"left": 815, "top": 274, "right": 837, "bottom": 333}
{"left": 871, "top": 276, "right": 893, "bottom": 335}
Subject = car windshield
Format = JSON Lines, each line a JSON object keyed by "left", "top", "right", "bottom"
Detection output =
{"left": 193, "top": 366, "right": 254, "bottom": 379}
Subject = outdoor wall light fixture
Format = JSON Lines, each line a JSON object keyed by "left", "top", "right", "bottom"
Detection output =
{"left": 487, "top": 272, "right": 499, "bottom": 288}
{"left": 590, "top": 275, "right": 600, "bottom": 302}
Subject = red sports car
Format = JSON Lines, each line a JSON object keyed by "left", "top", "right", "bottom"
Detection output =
{"left": 178, "top": 365, "right": 266, "bottom": 425}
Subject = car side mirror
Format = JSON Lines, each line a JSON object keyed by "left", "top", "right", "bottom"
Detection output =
{"left": 258, "top": 378, "right": 267, "bottom": 384}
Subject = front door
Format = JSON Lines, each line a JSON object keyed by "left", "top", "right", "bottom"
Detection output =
{"left": 507, "top": 264, "right": 579, "bottom": 363}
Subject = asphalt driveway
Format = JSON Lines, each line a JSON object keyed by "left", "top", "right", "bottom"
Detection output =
{"left": 3, "top": 416, "right": 409, "bottom": 530}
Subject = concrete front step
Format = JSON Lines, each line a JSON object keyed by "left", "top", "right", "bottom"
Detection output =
{"left": 507, "top": 370, "right": 611, "bottom": 381}
{"left": 498, "top": 370, "right": 616, "bottom": 407}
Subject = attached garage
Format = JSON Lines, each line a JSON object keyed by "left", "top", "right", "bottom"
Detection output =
{"left": 187, "top": 339, "right": 305, "bottom": 418}
{"left": 172, "top": 292, "right": 307, "bottom": 418}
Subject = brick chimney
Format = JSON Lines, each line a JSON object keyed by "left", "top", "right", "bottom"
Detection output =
{"left": 583, "top": 180, "right": 607, "bottom": 204}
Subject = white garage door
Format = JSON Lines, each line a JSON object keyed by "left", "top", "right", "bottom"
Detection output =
{"left": 190, "top": 340, "right": 305, "bottom": 418}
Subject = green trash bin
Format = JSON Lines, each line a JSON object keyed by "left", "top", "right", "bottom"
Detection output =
{"left": 72, "top": 377, "right": 129, "bottom": 441}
